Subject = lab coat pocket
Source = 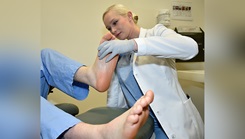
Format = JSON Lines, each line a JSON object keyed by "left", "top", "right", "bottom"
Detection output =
{"left": 183, "top": 98, "right": 195, "bottom": 116}
{"left": 183, "top": 98, "right": 204, "bottom": 139}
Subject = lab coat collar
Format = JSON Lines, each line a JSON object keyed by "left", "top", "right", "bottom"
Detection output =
{"left": 139, "top": 27, "right": 147, "bottom": 38}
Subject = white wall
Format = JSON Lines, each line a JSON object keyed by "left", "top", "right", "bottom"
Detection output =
{"left": 42, "top": 0, "right": 204, "bottom": 114}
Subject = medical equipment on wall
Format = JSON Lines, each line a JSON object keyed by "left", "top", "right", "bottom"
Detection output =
{"left": 156, "top": 9, "right": 171, "bottom": 27}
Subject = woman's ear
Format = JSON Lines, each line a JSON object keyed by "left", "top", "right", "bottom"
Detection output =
{"left": 127, "top": 11, "right": 133, "bottom": 20}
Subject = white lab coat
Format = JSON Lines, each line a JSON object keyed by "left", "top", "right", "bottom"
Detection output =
{"left": 107, "top": 24, "right": 204, "bottom": 139}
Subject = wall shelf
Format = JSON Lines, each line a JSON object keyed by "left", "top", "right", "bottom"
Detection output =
{"left": 177, "top": 70, "right": 204, "bottom": 83}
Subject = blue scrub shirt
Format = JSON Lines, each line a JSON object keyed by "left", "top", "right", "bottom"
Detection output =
{"left": 117, "top": 53, "right": 168, "bottom": 139}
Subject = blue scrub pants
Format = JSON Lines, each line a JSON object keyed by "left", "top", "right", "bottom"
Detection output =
{"left": 40, "top": 48, "right": 89, "bottom": 139}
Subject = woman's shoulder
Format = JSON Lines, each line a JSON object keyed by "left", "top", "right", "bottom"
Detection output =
{"left": 147, "top": 24, "right": 173, "bottom": 36}
{"left": 153, "top": 24, "right": 166, "bottom": 29}
{"left": 140, "top": 24, "right": 174, "bottom": 37}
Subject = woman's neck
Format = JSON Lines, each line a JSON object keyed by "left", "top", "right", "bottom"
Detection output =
{"left": 127, "top": 25, "right": 140, "bottom": 39}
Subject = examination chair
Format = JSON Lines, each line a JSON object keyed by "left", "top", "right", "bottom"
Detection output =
{"left": 49, "top": 87, "right": 154, "bottom": 139}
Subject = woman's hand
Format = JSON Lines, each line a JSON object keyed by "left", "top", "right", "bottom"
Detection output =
{"left": 98, "top": 39, "right": 137, "bottom": 62}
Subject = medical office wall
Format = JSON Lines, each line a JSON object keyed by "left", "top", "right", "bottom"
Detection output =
{"left": 41, "top": 0, "right": 204, "bottom": 114}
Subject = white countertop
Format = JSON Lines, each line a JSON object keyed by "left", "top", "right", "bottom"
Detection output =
{"left": 177, "top": 70, "right": 204, "bottom": 83}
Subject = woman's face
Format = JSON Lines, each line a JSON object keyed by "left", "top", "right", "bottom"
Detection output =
{"left": 103, "top": 10, "right": 133, "bottom": 40}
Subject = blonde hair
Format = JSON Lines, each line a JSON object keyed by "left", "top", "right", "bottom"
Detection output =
{"left": 103, "top": 4, "right": 139, "bottom": 24}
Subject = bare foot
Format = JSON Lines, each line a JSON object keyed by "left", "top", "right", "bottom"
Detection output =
{"left": 91, "top": 32, "right": 118, "bottom": 91}
{"left": 63, "top": 90, "right": 154, "bottom": 139}
{"left": 104, "top": 90, "right": 154, "bottom": 139}
{"left": 74, "top": 32, "right": 119, "bottom": 91}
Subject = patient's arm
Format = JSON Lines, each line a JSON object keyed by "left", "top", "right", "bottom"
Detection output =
{"left": 74, "top": 33, "right": 119, "bottom": 92}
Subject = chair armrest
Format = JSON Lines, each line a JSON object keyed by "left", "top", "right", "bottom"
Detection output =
{"left": 55, "top": 103, "right": 79, "bottom": 116}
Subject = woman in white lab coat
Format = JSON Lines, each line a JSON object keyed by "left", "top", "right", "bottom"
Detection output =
{"left": 98, "top": 4, "right": 204, "bottom": 139}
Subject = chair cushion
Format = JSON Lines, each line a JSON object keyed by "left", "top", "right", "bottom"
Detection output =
{"left": 76, "top": 107, "right": 154, "bottom": 139}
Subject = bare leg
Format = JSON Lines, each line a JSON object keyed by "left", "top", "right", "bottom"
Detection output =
{"left": 74, "top": 32, "right": 119, "bottom": 92}
{"left": 63, "top": 90, "right": 154, "bottom": 139}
